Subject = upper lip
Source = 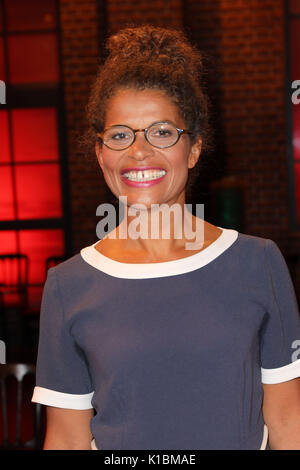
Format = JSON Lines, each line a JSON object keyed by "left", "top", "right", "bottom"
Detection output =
{"left": 121, "top": 166, "right": 167, "bottom": 175}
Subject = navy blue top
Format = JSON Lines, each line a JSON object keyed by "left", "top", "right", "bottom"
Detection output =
{"left": 32, "top": 228, "right": 300, "bottom": 450}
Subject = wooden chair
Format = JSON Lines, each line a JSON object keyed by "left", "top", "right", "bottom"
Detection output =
{"left": 0, "top": 255, "right": 29, "bottom": 362}
{"left": 0, "top": 363, "right": 42, "bottom": 449}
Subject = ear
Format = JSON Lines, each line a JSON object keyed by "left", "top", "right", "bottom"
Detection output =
{"left": 188, "top": 136, "right": 202, "bottom": 169}
{"left": 95, "top": 141, "right": 104, "bottom": 172}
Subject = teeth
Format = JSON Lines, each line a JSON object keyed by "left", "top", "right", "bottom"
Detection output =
{"left": 123, "top": 169, "right": 166, "bottom": 181}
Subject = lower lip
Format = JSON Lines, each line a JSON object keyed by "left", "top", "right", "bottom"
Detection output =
{"left": 120, "top": 173, "right": 167, "bottom": 188}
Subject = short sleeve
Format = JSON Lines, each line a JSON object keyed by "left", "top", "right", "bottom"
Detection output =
{"left": 260, "top": 239, "right": 300, "bottom": 384}
{"left": 31, "top": 267, "right": 94, "bottom": 409}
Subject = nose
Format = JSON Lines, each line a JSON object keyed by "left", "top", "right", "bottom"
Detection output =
{"left": 127, "top": 130, "right": 154, "bottom": 160}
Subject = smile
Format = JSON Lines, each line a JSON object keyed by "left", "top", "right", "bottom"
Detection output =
{"left": 120, "top": 167, "right": 167, "bottom": 188}
{"left": 123, "top": 169, "right": 166, "bottom": 181}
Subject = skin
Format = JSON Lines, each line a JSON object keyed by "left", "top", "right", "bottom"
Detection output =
{"left": 44, "top": 88, "right": 300, "bottom": 450}
{"left": 262, "top": 380, "right": 300, "bottom": 449}
{"left": 43, "top": 408, "right": 94, "bottom": 450}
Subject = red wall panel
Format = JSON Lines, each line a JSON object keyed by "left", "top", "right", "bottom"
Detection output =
{"left": 0, "top": 37, "right": 4, "bottom": 81}
{"left": 12, "top": 108, "right": 59, "bottom": 162}
{"left": 5, "top": 0, "right": 57, "bottom": 32}
{"left": 0, "top": 166, "right": 14, "bottom": 220}
{"left": 19, "top": 228, "right": 64, "bottom": 284}
{"left": 15, "top": 163, "right": 62, "bottom": 219}
{"left": 0, "top": 111, "right": 10, "bottom": 162}
{"left": 0, "top": 230, "right": 17, "bottom": 254}
{"left": 7, "top": 33, "right": 59, "bottom": 84}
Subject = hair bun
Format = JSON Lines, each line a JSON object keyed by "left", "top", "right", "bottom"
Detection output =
{"left": 106, "top": 25, "right": 198, "bottom": 71}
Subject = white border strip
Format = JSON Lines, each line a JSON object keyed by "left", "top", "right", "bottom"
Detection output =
{"left": 80, "top": 227, "right": 238, "bottom": 279}
{"left": 32, "top": 386, "right": 94, "bottom": 410}
{"left": 260, "top": 425, "right": 268, "bottom": 450}
{"left": 261, "top": 358, "right": 300, "bottom": 384}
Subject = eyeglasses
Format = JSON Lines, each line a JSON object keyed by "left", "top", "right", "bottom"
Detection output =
{"left": 96, "top": 121, "right": 193, "bottom": 151}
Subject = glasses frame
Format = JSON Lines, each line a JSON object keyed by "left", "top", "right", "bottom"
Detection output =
{"left": 96, "top": 121, "right": 193, "bottom": 150}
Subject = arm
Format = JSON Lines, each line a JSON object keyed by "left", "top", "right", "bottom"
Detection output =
{"left": 262, "top": 377, "right": 300, "bottom": 450}
{"left": 43, "top": 407, "right": 94, "bottom": 450}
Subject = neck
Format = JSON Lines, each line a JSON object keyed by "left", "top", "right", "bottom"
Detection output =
{"left": 110, "top": 196, "right": 205, "bottom": 256}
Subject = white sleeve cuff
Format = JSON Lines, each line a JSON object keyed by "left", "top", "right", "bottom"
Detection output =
{"left": 261, "top": 358, "right": 300, "bottom": 384}
{"left": 32, "top": 386, "right": 94, "bottom": 409}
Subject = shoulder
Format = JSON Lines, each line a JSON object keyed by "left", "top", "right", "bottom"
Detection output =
{"left": 233, "top": 233, "right": 293, "bottom": 296}
{"left": 50, "top": 251, "right": 85, "bottom": 279}
{"left": 48, "top": 242, "right": 106, "bottom": 287}
{"left": 236, "top": 232, "right": 287, "bottom": 265}
{"left": 235, "top": 231, "right": 278, "bottom": 259}
{"left": 237, "top": 231, "right": 272, "bottom": 249}
{"left": 43, "top": 243, "right": 116, "bottom": 311}
{"left": 225, "top": 231, "right": 286, "bottom": 280}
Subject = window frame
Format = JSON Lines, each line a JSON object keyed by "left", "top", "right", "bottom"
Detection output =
{"left": 0, "top": 0, "right": 72, "bottom": 254}
{"left": 0, "top": 0, "right": 72, "bottom": 312}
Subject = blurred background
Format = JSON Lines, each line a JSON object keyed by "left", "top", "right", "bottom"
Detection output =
{"left": 0, "top": 0, "right": 299, "bottom": 449}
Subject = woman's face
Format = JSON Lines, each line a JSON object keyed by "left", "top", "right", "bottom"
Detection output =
{"left": 95, "top": 88, "right": 202, "bottom": 209}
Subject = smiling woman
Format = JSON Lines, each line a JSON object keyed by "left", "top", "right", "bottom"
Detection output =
{"left": 32, "top": 25, "right": 300, "bottom": 451}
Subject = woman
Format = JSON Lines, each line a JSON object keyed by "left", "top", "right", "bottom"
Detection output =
{"left": 32, "top": 26, "right": 300, "bottom": 450}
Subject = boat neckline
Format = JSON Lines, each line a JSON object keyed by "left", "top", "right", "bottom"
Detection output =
{"left": 80, "top": 226, "right": 239, "bottom": 279}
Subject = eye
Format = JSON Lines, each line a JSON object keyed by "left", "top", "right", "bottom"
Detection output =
{"left": 111, "top": 132, "right": 130, "bottom": 140}
{"left": 156, "top": 129, "right": 172, "bottom": 137}
{"left": 104, "top": 127, "right": 133, "bottom": 142}
{"left": 149, "top": 124, "right": 176, "bottom": 139}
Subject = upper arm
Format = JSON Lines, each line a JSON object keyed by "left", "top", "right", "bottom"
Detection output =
{"left": 262, "top": 377, "right": 300, "bottom": 428}
{"left": 44, "top": 406, "right": 94, "bottom": 450}
{"left": 260, "top": 240, "right": 300, "bottom": 384}
{"left": 259, "top": 241, "right": 300, "bottom": 447}
{"left": 32, "top": 268, "right": 95, "bottom": 444}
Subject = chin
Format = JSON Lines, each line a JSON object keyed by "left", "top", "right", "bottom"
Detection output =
{"left": 126, "top": 196, "right": 156, "bottom": 210}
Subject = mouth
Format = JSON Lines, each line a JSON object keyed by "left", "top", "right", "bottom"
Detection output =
{"left": 120, "top": 166, "right": 167, "bottom": 188}
{"left": 120, "top": 167, "right": 167, "bottom": 183}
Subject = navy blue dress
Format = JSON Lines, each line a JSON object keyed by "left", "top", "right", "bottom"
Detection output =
{"left": 32, "top": 228, "right": 300, "bottom": 449}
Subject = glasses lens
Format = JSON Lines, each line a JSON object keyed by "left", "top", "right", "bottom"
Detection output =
{"left": 103, "top": 126, "right": 134, "bottom": 150}
{"left": 147, "top": 122, "right": 178, "bottom": 148}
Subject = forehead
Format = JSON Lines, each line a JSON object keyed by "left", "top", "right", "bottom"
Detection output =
{"left": 104, "top": 88, "right": 185, "bottom": 128}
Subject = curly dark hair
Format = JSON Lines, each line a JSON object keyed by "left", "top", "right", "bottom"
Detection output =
{"left": 81, "top": 25, "right": 215, "bottom": 201}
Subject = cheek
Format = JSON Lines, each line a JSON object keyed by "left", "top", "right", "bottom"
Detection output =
{"left": 168, "top": 147, "right": 190, "bottom": 175}
{"left": 100, "top": 150, "right": 118, "bottom": 172}
{"left": 98, "top": 152, "right": 121, "bottom": 191}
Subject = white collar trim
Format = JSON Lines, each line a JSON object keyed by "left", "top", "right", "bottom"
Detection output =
{"left": 80, "top": 227, "right": 239, "bottom": 279}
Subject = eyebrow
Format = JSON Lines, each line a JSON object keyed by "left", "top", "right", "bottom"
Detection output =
{"left": 104, "top": 120, "right": 179, "bottom": 130}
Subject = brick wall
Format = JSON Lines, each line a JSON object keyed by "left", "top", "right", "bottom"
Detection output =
{"left": 185, "top": 1, "right": 288, "bottom": 237}
{"left": 219, "top": 0, "right": 289, "bottom": 244}
{"left": 59, "top": 0, "right": 104, "bottom": 254}
{"left": 106, "top": 0, "right": 182, "bottom": 33}
{"left": 184, "top": 0, "right": 300, "bottom": 296}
